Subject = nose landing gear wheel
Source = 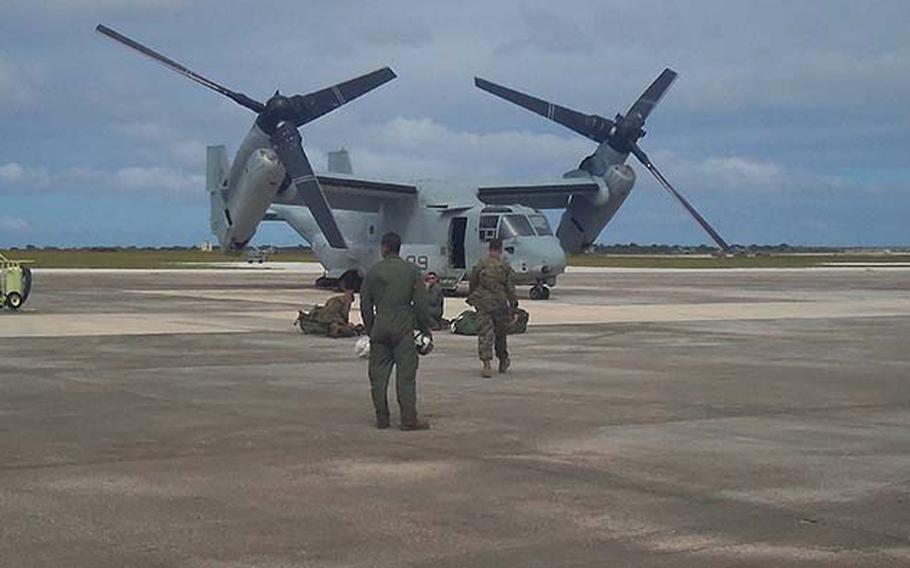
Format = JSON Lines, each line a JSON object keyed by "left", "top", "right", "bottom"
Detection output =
{"left": 529, "top": 284, "right": 550, "bottom": 300}
{"left": 5, "top": 291, "right": 23, "bottom": 310}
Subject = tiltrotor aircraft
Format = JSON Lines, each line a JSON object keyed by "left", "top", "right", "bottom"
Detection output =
{"left": 98, "top": 25, "right": 729, "bottom": 300}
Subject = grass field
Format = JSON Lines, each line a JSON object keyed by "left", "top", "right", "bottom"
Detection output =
{"left": 2, "top": 249, "right": 909, "bottom": 269}
{"left": 0, "top": 249, "right": 316, "bottom": 269}
{"left": 566, "top": 253, "right": 910, "bottom": 269}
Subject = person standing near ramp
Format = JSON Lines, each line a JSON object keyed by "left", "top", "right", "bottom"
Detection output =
{"left": 425, "top": 272, "right": 447, "bottom": 330}
{"left": 468, "top": 238, "right": 519, "bottom": 378}
{"left": 360, "top": 232, "right": 432, "bottom": 430}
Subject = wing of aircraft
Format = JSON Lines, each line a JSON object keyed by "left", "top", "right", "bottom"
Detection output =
{"left": 477, "top": 179, "right": 601, "bottom": 209}
{"left": 273, "top": 174, "right": 417, "bottom": 211}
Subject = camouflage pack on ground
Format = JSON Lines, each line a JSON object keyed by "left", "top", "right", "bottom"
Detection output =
{"left": 451, "top": 308, "right": 529, "bottom": 336}
{"left": 295, "top": 307, "right": 364, "bottom": 337}
{"left": 295, "top": 307, "right": 330, "bottom": 335}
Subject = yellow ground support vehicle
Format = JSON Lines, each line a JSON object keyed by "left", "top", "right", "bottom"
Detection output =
{"left": 1, "top": 252, "right": 32, "bottom": 311}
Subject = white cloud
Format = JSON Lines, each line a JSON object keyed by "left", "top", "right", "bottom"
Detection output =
{"left": 0, "top": 162, "right": 51, "bottom": 187}
{"left": 61, "top": 165, "right": 203, "bottom": 198}
{"left": 0, "top": 162, "right": 24, "bottom": 181}
{"left": 0, "top": 215, "right": 32, "bottom": 233}
{"left": 698, "top": 157, "right": 783, "bottom": 187}
{"left": 313, "top": 117, "right": 873, "bottom": 202}
{"left": 5, "top": 0, "right": 194, "bottom": 10}
{"left": 112, "top": 166, "right": 203, "bottom": 195}
{"left": 114, "top": 121, "right": 208, "bottom": 168}
{"left": 115, "top": 121, "right": 171, "bottom": 140}
{"left": 168, "top": 140, "right": 207, "bottom": 168}
{"left": 496, "top": 4, "right": 595, "bottom": 55}
{"left": 340, "top": 117, "right": 592, "bottom": 180}
{"left": 0, "top": 161, "right": 202, "bottom": 200}
{"left": 0, "top": 1, "right": 907, "bottom": 246}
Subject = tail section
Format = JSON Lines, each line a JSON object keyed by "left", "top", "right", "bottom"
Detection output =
{"left": 206, "top": 145, "right": 231, "bottom": 249}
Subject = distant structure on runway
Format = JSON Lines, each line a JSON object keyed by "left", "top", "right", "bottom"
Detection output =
{"left": 97, "top": 24, "right": 730, "bottom": 300}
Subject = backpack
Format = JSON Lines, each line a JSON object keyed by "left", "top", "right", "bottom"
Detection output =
{"left": 451, "top": 310, "right": 479, "bottom": 335}
{"left": 509, "top": 308, "right": 530, "bottom": 334}
{"left": 295, "top": 307, "right": 329, "bottom": 335}
{"left": 450, "top": 308, "right": 530, "bottom": 336}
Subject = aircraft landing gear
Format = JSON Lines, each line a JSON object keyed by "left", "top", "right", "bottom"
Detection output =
{"left": 315, "top": 270, "right": 362, "bottom": 292}
{"left": 314, "top": 275, "right": 338, "bottom": 289}
{"left": 339, "top": 270, "right": 363, "bottom": 292}
{"left": 529, "top": 283, "right": 550, "bottom": 300}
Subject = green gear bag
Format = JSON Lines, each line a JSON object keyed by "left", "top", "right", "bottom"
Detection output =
{"left": 510, "top": 308, "right": 529, "bottom": 334}
{"left": 451, "top": 310, "right": 479, "bottom": 335}
{"left": 451, "top": 308, "right": 529, "bottom": 335}
{"left": 296, "top": 307, "right": 330, "bottom": 335}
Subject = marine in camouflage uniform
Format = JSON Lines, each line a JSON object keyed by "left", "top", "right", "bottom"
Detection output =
{"left": 425, "top": 272, "right": 447, "bottom": 330}
{"left": 360, "top": 232, "right": 432, "bottom": 430}
{"left": 315, "top": 289, "right": 358, "bottom": 337}
{"left": 467, "top": 238, "right": 519, "bottom": 377}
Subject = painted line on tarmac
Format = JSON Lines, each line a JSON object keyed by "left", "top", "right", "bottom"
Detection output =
{"left": 566, "top": 265, "right": 910, "bottom": 274}
{"left": 4, "top": 298, "right": 910, "bottom": 338}
{"left": 29, "top": 263, "right": 910, "bottom": 276}
{"left": 33, "top": 262, "right": 326, "bottom": 275}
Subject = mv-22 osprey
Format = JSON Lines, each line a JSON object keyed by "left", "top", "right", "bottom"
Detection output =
{"left": 98, "top": 25, "right": 729, "bottom": 300}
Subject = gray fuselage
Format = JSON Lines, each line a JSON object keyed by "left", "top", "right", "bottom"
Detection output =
{"left": 208, "top": 121, "right": 637, "bottom": 290}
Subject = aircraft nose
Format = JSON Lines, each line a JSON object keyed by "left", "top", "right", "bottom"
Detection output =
{"left": 538, "top": 239, "right": 567, "bottom": 276}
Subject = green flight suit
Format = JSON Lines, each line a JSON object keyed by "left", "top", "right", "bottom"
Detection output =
{"left": 360, "top": 255, "right": 431, "bottom": 425}
{"left": 426, "top": 283, "right": 445, "bottom": 330}
{"left": 467, "top": 256, "right": 519, "bottom": 362}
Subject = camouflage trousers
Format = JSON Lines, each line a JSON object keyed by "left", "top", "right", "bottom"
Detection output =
{"left": 476, "top": 310, "right": 509, "bottom": 362}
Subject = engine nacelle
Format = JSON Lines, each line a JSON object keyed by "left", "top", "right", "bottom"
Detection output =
{"left": 225, "top": 148, "right": 285, "bottom": 248}
{"left": 591, "top": 163, "right": 635, "bottom": 205}
{"left": 601, "top": 164, "right": 635, "bottom": 203}
{"left": 556, "top": 163, "right": 638, "bottom": 253}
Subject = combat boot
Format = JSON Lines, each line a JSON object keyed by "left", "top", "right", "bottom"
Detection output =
{"left": 400, "top": 418, "right": 430, "bottom": 431}
{"left": 498, "top": 357, "right": 510, "bottom": 373}
{"left": 481, "top": 360, "right": 493, "bottom": 378}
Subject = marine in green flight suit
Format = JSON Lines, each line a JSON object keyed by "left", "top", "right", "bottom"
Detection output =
{"left": 467, "top": 238, "right": 519, "bottom": 378}
{"left": 360, "top": 232, "right": 432, "bottom": 430}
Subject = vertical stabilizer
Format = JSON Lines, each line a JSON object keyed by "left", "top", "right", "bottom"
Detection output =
{"left": 206, "top": 145, "right": 231, "bottom": 248}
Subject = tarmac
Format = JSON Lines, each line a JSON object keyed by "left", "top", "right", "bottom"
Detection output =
{"left": 1, "top": 264, "right": 909, "bottom": 567}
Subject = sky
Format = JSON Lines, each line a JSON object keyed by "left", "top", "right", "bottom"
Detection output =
{"left": 1, "top": 0, "right": 908, "bottom": 247}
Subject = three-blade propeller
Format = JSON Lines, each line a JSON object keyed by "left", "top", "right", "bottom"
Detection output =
{"left": 475, "top": 69, "right": 730, "bottom": 251}
{"left": 97, "top": 24, "right": 397, "bottom": 249}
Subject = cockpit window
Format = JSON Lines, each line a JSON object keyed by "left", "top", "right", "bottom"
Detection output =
{"left": 499, "top": 215, "right": 535, "bottom": 239}
{"left": 480, "top": 215, "right": 499, "bottom": 229}
{"left": 529, "top": 214, "right": 553, "bottom": 236}
{"left": 479, "top": 215, "right": 499, "bottom": 242}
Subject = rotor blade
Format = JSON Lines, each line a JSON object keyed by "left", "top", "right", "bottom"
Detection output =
{"left": 95, "top": 24, "right": 265, "bottom": 113}
{"left": 625, "top": 68, "right": 677, "bottom": 122}
{"left": 631, "top": 144, "right": 730, "bottom": 251}
{"left": 475, "top": 77, "right": 614, "bottom": 142}
{"left": 288, "top": 67, "right": 397, "bottom": 127}
{"left": 271, "top": 123, "right": 346, "bottom": 248}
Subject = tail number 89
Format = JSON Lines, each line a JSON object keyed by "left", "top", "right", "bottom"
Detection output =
{"left": 406, "top": 255, "right": 429, "bottom": 269}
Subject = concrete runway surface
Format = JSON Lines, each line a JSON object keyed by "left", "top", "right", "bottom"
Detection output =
{"left": 1, "top": 266, "right": 909, "bottom": 567}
